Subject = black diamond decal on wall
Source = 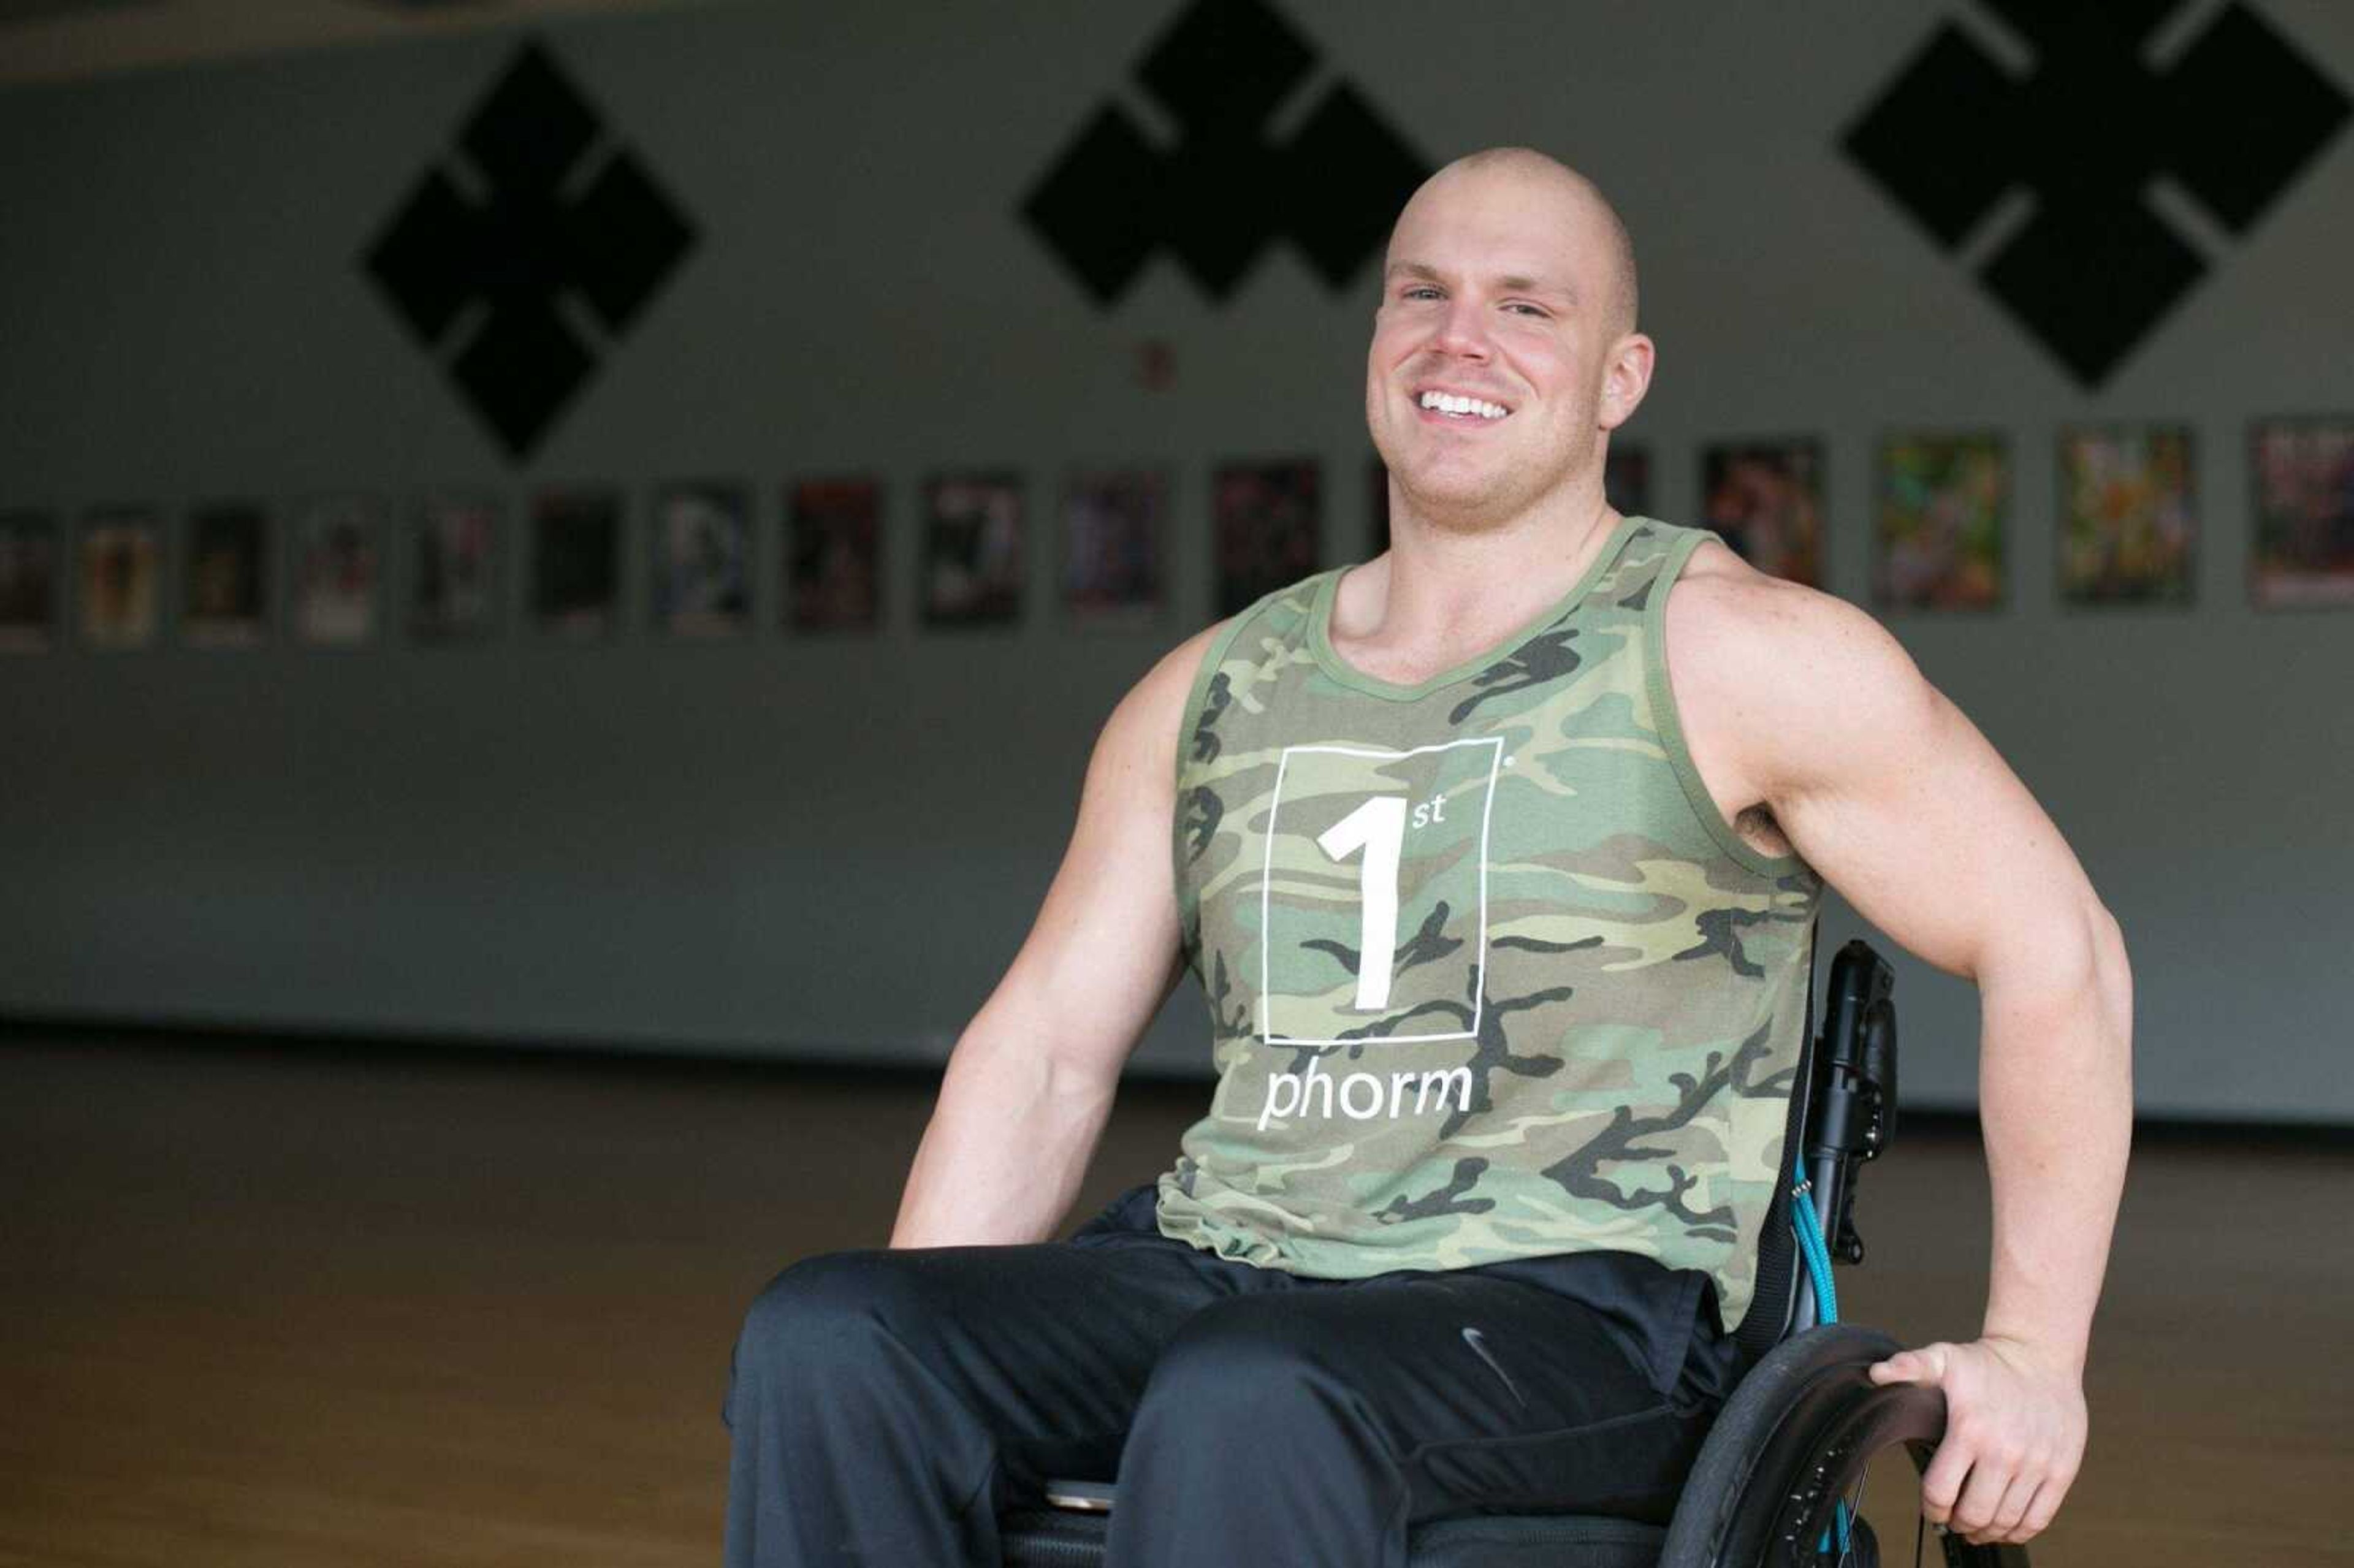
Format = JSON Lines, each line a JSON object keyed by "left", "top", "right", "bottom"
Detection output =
{"left": 363, "top": 37, "right": 697, "bottom": 459}
{"left": 1842, "top": 1, "right": 2348, "bottom": 386}
{"left": 1021, "top": 0, "right": 1429, "bottom": 306}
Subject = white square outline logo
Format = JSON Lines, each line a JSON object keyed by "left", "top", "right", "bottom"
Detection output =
{"left": 1259, "top": 736, "right": 1503, "bottom": 1045}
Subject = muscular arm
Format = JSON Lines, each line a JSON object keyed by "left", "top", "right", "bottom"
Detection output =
{"left": 1668, "top": 564, "right": 2132, "bottom": 1547}
{"left": 889, "top": 623, "right": 1223, "bottom": 1249}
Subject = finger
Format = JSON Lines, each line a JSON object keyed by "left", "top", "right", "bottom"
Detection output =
{"left": 1917, "top": 1436, "right": 1973, "bottom": 1526}
{"left": 1978, "top": 1464, "right": 2040, "bottom": 1542}
{"left": 2011, "top": 1466, "right": 2076, "bottom": 1542}
{"left": 1988, "top": 1479, "right": 2047, "bottom": 1545}
{"left": 1870, "top": 1342, "right": 1947, "bottom": 1385}
{"left": 1949, "top": 1450, "right": 2016, "bottom": 1540}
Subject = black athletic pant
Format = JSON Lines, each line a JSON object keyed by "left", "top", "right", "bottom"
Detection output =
{"left": 722, "top": 1181, "right": 1749, "bottom": 1568}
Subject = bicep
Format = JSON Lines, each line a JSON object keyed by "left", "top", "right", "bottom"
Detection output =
{"left": 1756, "top": 603, "right": 2109, "bottom": 991}
{"left": 971, "top": 627, "right": 1219, "bottom": 1086}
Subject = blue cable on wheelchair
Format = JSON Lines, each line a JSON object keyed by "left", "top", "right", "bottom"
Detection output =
{"left": 1791, "top": 1154, "right": 1840, "bottom": 1325}
{"left": 1791, "top": 1154, "right": 1855, "bottom": 1559}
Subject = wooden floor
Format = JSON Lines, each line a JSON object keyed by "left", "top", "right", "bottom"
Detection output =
{"left": 2, "top": 1037, "right": 2347, "bottom": 1567}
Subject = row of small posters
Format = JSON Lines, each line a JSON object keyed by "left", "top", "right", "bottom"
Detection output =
{"left": 2, "top": 422, "right": 2351, "bottom": 653}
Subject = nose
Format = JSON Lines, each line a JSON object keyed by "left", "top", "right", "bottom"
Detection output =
{"left": 1432, "top": 294, "right": 1493, "bottom": 360}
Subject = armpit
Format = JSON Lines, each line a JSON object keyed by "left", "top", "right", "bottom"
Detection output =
{"left": 1734, "top": 802, "right": 1794, "bottom": 859}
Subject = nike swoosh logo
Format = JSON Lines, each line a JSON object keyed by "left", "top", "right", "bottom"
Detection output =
{"left": 1461, "top": 1325, "right": 1528, "bottom": 1408}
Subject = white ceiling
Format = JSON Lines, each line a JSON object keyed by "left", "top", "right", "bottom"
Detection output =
{"left": 0, "top": 0, "right": 719, "bottom": 88}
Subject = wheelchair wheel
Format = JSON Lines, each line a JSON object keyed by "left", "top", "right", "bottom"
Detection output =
{"left": 1657, "top": 1325, "right": 2030, "bottom": 1568}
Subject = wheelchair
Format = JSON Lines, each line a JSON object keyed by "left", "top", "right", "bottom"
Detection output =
{"left": 998, "top": 936, "right": 2032, "bottom": 1567}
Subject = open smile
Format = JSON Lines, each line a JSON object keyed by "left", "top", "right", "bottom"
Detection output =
{"left": 1412, "top": 387, "right": 1512, "bottom": 425}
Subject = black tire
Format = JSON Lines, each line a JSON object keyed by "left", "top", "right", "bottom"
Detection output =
{"left": 1656, "top": 1325, "right": 2029, "bottom": 1568}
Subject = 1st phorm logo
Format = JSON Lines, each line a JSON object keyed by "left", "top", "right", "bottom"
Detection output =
{"left": 1257, "top": 1054, "right": 1472, "bottom": 1132}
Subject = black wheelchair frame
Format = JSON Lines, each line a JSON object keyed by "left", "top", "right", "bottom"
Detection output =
{"left": 999, "top": 935, "right": 2032, "bottom": 1568}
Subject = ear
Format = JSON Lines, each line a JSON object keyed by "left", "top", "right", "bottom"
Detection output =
{"left": 1598, "top": 332, "right": 1655, "bottom": 433}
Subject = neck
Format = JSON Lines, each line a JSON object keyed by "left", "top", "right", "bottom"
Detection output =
{"left": 1357, "top": 482, "right": 1620, "bottom": 649}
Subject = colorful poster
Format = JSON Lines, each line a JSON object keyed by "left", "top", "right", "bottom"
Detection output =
{"left": 921, "top": 472, "right": 1023, "bottom": 626}
{"left": 0, "top": 511, "right": 61, "bottom": 653}
{"left": 787, "top": 478, "right": 882, "bottom": 633}
{"left": 1701, "top": 438, "right": 1823, "bottom": 587}
{"left": 413, "top": 491, "right": 502, "bottom": 643}
{"left": 291, "top": 495, "right": 384, "bottom": 647}
{"left": 2250, "top": 417, "right": 2354, "bottom": 609}
{"left": 531, "top": 486, "right": 622, "bottom": 637}
{"left": 651, "top": 480, "right": 750, "bottom": 637}
{"left": 2057, "top": 425, "right": 2196, "bottom": 606}
{"left": 78, "top": 508, "right": 161, "bottom": 650}
{"left": 183, "top": 501, "right": 270, "bottom": 647}
{"left": 1061, "top": 466, "right": 1167, "bottom": 630}
{"left": 1214, "top": 457, "right": 1319, "bottom": 617}
{"left": 1604, "top": 444, "right": 1652, "bottom": 518}
{"left": 1873, "top": 433, "right": 2006, "bottom": 611}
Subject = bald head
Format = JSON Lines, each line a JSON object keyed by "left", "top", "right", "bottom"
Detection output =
{"left": 1395, "top": 147, "right": 1639, "bottom": 337}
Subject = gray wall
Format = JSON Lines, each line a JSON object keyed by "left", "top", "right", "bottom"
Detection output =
{"left": 2, "top": 1, "right": 2349, "bottom": 1121}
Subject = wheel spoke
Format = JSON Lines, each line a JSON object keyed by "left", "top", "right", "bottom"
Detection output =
{"left": 1832, "top": 1450, "right": 1873, "bottom": 1566}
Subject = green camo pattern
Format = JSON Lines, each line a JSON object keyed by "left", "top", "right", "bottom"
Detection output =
{"left": 1153, "top": 514, "right": 1823, "bottom": 1333}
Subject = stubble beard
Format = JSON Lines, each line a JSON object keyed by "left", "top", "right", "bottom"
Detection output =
{"left": 1381, "top": 411, "right": 1598, "bottom": 541}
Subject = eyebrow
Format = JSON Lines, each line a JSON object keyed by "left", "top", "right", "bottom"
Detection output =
{"left": 1385, "top": 261, "right": 1579, "bottom": 304}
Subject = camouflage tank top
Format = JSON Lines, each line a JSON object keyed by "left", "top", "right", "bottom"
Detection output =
{"left": 1152, "top": 514, "right": 1823, "bottom": 1333}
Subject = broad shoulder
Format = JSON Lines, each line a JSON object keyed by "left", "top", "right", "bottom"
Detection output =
{"left": 1101, "top": 617, "right": 1235, "bottom": 771}
{"left": 1662, "top": 537, "right": 1934, "bottom": 802}
{"left": 1661, "top": 536, "right": 1888, "bottom": 669}
{"left": 1161, "top": 615, "right": 1235, "bottom": 700}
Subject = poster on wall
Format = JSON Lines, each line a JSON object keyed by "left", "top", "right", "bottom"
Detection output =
{"left": 1605, "top": 444, "right": 1652, "bottom": 518}
{"left": 1061, "top": 466, "right": 1167, "bottom": 630}
{"left": 2057, "top": 425, "right": 2196, "bottom": 607}
{"left": 78, "top": 508, "right": 161, "bottom": 650}
{"left": 412, "top": 491, "right": 501, "bottom": 643}
{"left": 2250, "top": 416, "right": 2354, "bottom": 609}
{"left": 1214, "top": 457, "right": 1319, "bottom": 617}
{"left": 290, "top": 495, "right": 384, "bottom": 647}
{"left": 531, "top": 486, "right": 623, "bottom": 637}
{"left": 921, "top": 472, "right": 1023, "bottom": 626}
{"left": 1700, "top": 438, "right": 1823, "bottom": 587}
{"left": 650, "top": 480, "right": 750, "bottom": 637}
{"left": 1873, "top": 433, "right": 2006, "bottom": 612}
{"left": 0, "top": 511, "right": 61, "bottom": 653}
{"left": 787, "top": 478, "right": 882, "bottom": 633}
{"left": 182, "top": 501, "right": 270, "bottom": 647}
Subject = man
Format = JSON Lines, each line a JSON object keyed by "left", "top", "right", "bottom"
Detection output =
{"left": 723, "top": 147, "right": 2132, "bottom": 1564}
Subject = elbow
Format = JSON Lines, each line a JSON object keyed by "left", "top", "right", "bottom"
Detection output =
{"left": 2088, "top": 901, "right": 2130, "bottom": 1003}
{"left": 1979, "top": 899, "right": 2134, "bottom": 1125}
{"left": 2087, "top": 899, "right": 2135, "bottom": 1082}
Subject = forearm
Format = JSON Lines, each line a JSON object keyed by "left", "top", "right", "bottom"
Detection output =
{"left": 889, "top": 1026, "right": 1118, "bottom": 1249}
{"left": 1975, "top": 907, "right": 2135, "bottom": 1375}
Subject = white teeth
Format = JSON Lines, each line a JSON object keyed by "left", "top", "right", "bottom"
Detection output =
{"left": 1419, "top": 391, "right": 1507, "bottom": 420}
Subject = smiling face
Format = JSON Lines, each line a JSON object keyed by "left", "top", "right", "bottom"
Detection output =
{"left": 1365, "top": 153, "right": 1651, "bottom": 532}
